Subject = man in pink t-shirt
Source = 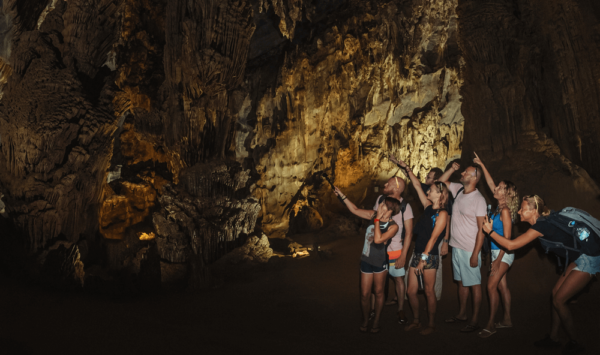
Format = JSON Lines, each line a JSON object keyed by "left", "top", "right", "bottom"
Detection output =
{"left": 440, "top": 162, "right": 487, "bottom": 332}
{"left": 373, "top": 176, "right": 414, "bottom": 324}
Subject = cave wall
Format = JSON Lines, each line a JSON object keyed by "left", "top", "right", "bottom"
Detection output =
{"left": 458, "top": 0, "right": 600, "bottom": 212}
{"left": 241, "top": 0, "right": 465, "bottom": 236}
{"left": 0, "top": 0, "right": 599, "bottom": 287}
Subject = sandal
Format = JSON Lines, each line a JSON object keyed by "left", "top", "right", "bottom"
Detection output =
{"left": 477, "top": 329, "right": 496, "bottom": 338}
{"left": 445, "top": 316, "right": 467, "bottom": 323}
{"left": 360, "top": 325, "right": 368, "bottom": 333}
{"left": 370, "top": 326, "right": 381, "bottom": 334}
{"left": 420, "top": 327, "right": 435, "bottom": 336}
{"left": 460, "top": 324, "right": 480, "bottom": 333}
{"left": 494, "top": 322, "right": 513, "bottom": 329}
{"left": 397, "top": 310, "right": 408, "bottom": 324}
{"left": 404, "top": 322, "right": 421, "bottom": 331}
{"left": 385, "top": 298, "right": 398, "bottom": 306}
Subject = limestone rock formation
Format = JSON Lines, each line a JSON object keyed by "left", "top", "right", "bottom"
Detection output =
{"left": 0, "top": 0, "right": 599, "bottom": 290}
{"left": 219, "top": 234, "right": 274, "bottom": 264}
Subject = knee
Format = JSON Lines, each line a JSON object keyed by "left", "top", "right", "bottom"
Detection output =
{"left": 487, "top": 283, "right": 497, "bottom": 294}
{"left": 360, "top": 292, "right": 370, "bottom": 302}
{"left": 425, "top": 288, "right": 435, "bottom": 299}
{"left": 552, "top": 294, "right": 567, "bottom": 309}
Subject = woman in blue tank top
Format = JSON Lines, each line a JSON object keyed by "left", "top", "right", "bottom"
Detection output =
{"left": 474, "top": 153, "right": 519, "bottom": 338}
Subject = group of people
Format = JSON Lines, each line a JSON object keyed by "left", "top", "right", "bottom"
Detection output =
{"left": 333, "top": 153, "right": 598, "bottom": 355}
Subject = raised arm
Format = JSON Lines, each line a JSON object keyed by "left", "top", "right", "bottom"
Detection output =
{"left": 373, "top": 223, "right": 399, "bottom": 244}
{"left": 439, "top": 162, "right": 460, "bottom": 183}
{"left": 389, "top": 155, "right": 431, "bottom": 208}
{"left": 483, "top": 216, "right": 542, "bottom": 250}
{"left": 333, "top": 186, "right": 374, "bottom": 220}
{"left": 473, "top": 152, "right": 496, "bottom": 192}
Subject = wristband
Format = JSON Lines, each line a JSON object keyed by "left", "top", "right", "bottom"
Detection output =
{"left": 442, "top": 239, "right": 449, "bottom": 243}
{"left": 420, "top": 253, "right": 429, "bottom": 261}
{"left": 341, "top": 196, "right": 347, "bottom": 201}
{"left": 374, "top": 219, "right": 380, "bottom": 222}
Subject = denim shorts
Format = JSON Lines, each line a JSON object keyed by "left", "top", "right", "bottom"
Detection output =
{"left": 409, "top": 252, "right": 440, "bottom": 269}
{"left": 360, "top": 260, "right": 387, "bottom": 274}
{"left": 573, "top": 254, "right": 600, "bottom": 276}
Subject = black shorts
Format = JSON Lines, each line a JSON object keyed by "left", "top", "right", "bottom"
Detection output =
{"left": 360, "top": 260, "right": 387, "bottom": 274}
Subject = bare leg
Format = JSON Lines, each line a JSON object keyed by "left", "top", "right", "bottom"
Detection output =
{"left": 470, "top": 284, "right": 482, "bottom": 326}
{"left": 456, "top": 281, "right": 469, "bottom": 320}
{"left": 485, "top": 262, "right": 510, "bottom": 331}
{"left": 360, "top": 272, "right": 373, "bottom": 328}
{"left": 423, "top": 269, "right": 437, "bottom": 329}
{"left": 394, "top": 276, "right": 405, "bottom": 311}
{"left": 406, "top": 268, "right": 420, "bottom": 323}
{"left": 549, "top": 263, "right": 577, "bottom": 340}
{"left": 372, "top": 271, "right": 388, "bottom": 329}
{"left": 497, "top": 271, "right": 512, "bottom": 326}
{"left": 552, "top": 264, "right": 592, "bottom": 341}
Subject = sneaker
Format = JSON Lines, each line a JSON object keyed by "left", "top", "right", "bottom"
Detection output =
{"left": 534, "top": 334, "right": 561, "bottom": 349}
{"left": 562, "top": 340, "right": 585, "bottom": 355}
{"left": 397, "top": 310, "right": 408, "bottom": 324}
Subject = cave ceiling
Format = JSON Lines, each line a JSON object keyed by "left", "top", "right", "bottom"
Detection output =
{"left": 0, "top": 0, "right": 599, "bottom": 286}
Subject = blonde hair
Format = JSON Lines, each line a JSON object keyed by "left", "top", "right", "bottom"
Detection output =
{"left": 523, "top": 195, "right": 550, "bottom": 216}
{"left": 501, "top": 180, "right": 519, "bottom": 222}
{"left": 433, "top": 182, "right": 449, "bottom": 209}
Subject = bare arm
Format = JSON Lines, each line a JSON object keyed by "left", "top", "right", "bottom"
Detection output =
{"left": 473, "top": 152, "right": 496, "bottom": 192}
{"left": 495, "top": 207, "right": 513, "bottom": 260}
{"left": 333, "top": 186, "right": 375, "bottom": 220}
{"left": 398, "top": 218, "right": 414, "bottom": 268}
{"left": 374, "top": 223, "right": 399, "bottom": 244}
{"left": 389, "top": 155, "right": 431, "bottom": 208}
{"left": 423, "top": 210, "right": 448, "bottom": 255}
{"left": 440, "top": 216, "right": 450, "bottom": 256}
{"left": 470, "top": 216, "right": 486, "bottom": 267}
{"left": 483, "top": 216, "right": 542, "bottom": 250}
{"left": 439, "top": 162, "right": 460, "bottom": 183}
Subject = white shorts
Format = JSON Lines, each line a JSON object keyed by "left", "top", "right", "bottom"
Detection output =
{"left": 452, "top": 248, "right": 481, "bottom": 287}
{"left": 491, "top": 249, "right": 514, "bottom": 267}
{"left": 388, "top": 264, "right": 406, "bottom": 278}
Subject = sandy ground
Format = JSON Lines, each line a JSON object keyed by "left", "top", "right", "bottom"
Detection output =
{"left": 0, "top": 229, "right": 599, "bottom": 355}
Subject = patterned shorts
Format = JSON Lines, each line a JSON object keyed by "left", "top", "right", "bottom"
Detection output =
{"left": 410, "top": 252, "right": 440, "bottom": 270}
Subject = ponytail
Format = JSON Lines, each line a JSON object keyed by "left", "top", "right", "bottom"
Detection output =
{"left": 523, "top": 195, "right": 550, "bottom": 216}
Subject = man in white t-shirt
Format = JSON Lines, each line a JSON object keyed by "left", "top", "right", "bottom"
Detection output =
{"left": 373, "top": 176, "right": 414, "bottom": 324}
{"left": 440, "top": 162, "right": 487, "bottom": 332}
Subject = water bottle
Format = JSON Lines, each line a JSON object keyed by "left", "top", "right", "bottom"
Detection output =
{"left": 576, "top": 227, "right": 590, "bottom": 242}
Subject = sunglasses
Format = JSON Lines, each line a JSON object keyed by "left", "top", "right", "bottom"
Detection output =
{"left": 524, "top": 195, "right": 539, "bottom": 210}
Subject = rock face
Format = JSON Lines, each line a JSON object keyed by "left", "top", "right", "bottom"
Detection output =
{"left": 244, "top": 0, "right": 464, "bottom": 236}
{"left": 152, "top": 161, "right": 260, "bottom": 287}
{"left": 457, "top": 0, "right": 600, "bottom": 212}
{"left": 0, "top": 0, "right": 599, "bottom": 288}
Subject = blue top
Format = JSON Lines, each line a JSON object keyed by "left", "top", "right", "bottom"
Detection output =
{"left": 490, "top": 213, "right": 504, "bottom": 250}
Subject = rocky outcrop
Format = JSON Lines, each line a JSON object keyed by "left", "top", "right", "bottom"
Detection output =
{"left": 152, "top": 161, "right": 260, "bottom": 287}
{"left": 241, "top": 0, "right": 464, "bottom": 236}
{"left": 458, "top": 0, "right": 600, "bottom": 182}
{"left": 1, "top": 0, "right": 600, "bottom": 290}
{"left": 0, "top": 0, "right": 123, "bottom": 251}
{"left": 219, "top": 234, "right": 274, "bottom": 264}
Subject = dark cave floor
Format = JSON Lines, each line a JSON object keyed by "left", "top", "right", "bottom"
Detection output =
{"left": 1, "top": 230, "right": 599, "bottom": 355}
